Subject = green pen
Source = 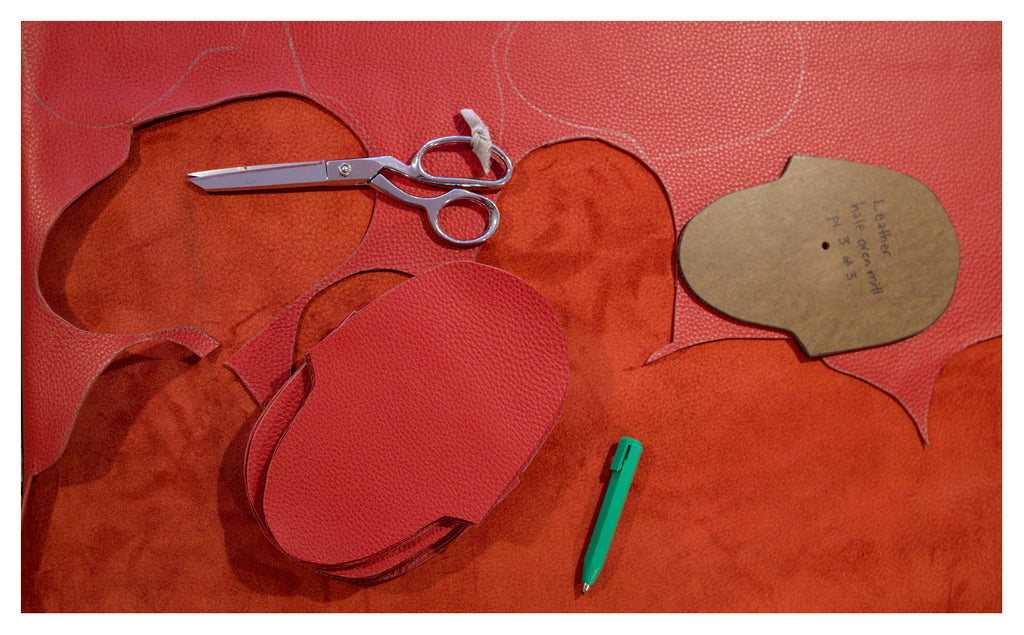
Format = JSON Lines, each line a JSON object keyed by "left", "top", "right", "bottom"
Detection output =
{"left": 581, "top": 436, "right": 642, "bottom": 594}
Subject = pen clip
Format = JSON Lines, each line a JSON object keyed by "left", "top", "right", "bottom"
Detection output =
{"left": 610, "top": 437, "right": 641, "bottom": 472}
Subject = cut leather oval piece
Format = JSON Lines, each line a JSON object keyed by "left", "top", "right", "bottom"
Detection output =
{"left": 245, "top": 362, "right": 312, "bottom": 519}
{"left": 260, "top": 261, "right": 569, "bottom": 567}
{"left": 244, "top": 327, "right": 474, "bottom": 581}
{"left": 678, "top": 156, "right": 960, "bottom": 356}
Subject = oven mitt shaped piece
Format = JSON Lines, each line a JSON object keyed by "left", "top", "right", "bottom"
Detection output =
{"left": 248, "top": 260, "right": 569, "bottom": 578}
{"left": 246, "top": 359, "right": 470, "bottom": 582}
{"left": 678, "top": 156, "right": 960, "bottom": 357}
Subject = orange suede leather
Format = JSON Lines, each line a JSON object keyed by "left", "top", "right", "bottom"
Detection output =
{"left": 22, "top": 97, "right": 1000, "bottom": 611}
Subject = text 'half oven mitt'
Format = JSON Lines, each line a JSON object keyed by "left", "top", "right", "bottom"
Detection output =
{"left": 243, "top": 261, "right": 570, "bottom": 583}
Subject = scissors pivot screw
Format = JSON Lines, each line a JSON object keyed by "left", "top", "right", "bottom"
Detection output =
{"left": 338, "top": 163, "right": 352, "bottom": 177}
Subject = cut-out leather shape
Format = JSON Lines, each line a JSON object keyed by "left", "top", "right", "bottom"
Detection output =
{"left": 247, "top": 261, "right": 569, "bottom": 580}
{"left": 678, "top": 156, "right": 960, "bottom": 356}
{"left": 23, "top": 130, "right": 1001, "bottom": 612}
{"left": 246, "top": 360, "right": 471, "bottom": 582}
{"left": 22, "top": 23, "right": 1000, "bottom": 483}
{"left": 23, "top": 24, "right": 1000, "bottom": 610}
{"left": 245, "top": 345, "right": 474, "bottom": 582}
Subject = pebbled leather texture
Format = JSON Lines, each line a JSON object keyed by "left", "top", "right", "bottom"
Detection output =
{"left": 24, "top": 124, "right": 1000, "bottom": 612}
{"left": 244, "top": 360, "right": 469, "bottom": 583}
{"left": 635, "top": 22, "right": 1001, "bottom": 443}
{"left": 225, "top": 195, "right": 480, "bottom": 405}
{"left": 247, "top": 262, "right": 569, "bottom": 579}
{"left": 22, "top": 23, "right": 999, "bottom": 474}
{"left": 20, "top": 22, "right": 300, "bottom": 481}
{"left": 22, "top": 22, "right": 1000, "bottom": 610}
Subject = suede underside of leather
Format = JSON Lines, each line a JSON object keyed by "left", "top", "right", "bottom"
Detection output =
{"left": 22, "top": 96, "right": 1000, "bottom": 612}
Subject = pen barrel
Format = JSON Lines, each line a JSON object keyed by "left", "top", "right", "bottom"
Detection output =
{"left": 582, "top": 439, "right": 641, "bottom": 586}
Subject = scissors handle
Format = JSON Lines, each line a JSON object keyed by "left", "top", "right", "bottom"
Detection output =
{"left": 408, "top": 136, "right": 512, "bottom": 189}
{"left": 369, "top": 174, "right": 499, "bottom": 247}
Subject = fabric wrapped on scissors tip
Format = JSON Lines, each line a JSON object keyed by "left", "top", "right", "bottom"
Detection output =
{"left": 244, "top": 261, "right": 570, "bottom": 581}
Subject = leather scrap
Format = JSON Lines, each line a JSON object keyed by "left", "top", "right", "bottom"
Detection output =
{"left": 21, "top": 23, "right": 1000, "bottom": 477}
{"left": 245, "top": 261, "right": 570, "bottom": 581}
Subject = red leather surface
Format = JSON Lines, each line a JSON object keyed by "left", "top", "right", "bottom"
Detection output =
{"left": 263, "top": 262, "right": 568, "bottom": 562}
{"left": 225, "top": 194, "right": 480, "bottom": 405}
{"left": 22, "top": 121, "right": 1000, "bottom": 613}
{"left": 644, "top": 23, "right": 1002, "bottom": 442}
{"left": 22, "top": 22, "right": 1000, "bottom": 611}
{"left": 22, "top": 24, "right": 999, "bottom": 475}
{"left": 245, "top": 363, "right": 470, "bottom": 583}
{"left": 245, "top": 362, "right": 313, "bottom": 521}
{"left": 246, "top": 262, "right": 569, "bottom": 577}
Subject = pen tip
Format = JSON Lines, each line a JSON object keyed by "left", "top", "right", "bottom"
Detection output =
{"left": 581, "top": 583, "right": 590, "bottom": 595}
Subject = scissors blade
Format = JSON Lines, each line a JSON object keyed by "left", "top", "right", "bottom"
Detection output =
{"left": 188, "top": 161, "right": 330, "bottom": 191}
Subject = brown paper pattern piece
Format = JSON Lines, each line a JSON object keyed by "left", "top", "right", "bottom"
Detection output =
{"left": 678, "top": 156, "right": 959, "bottom": 357}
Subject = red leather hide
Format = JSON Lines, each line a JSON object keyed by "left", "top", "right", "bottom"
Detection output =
{"left": 22, "top": 22, "right": 1000, "bottom": 611}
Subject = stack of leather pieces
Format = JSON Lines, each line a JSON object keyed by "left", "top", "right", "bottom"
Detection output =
{"left": 243, "top": 261, "right": 570, "bottom": 583}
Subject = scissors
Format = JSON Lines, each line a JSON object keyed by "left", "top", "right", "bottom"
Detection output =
{"left": 188, "top": 136, "right": 512, "bottom": 247}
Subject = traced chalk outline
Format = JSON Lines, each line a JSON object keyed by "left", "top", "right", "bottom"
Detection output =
{"left": 284, "top": 22, "right": 307, "bottom": 92}
{"left": 307, "top": 92, "right": 380, "bottom": 156}
{"left": 274, "top": 22, "right": 378, "bottom": 153}
{"left": 22, "top": 23, "right": 252, "bottom": 130}
{"left": 657, "top": 24, "right": 806, "bottom": 159}
{"left": 502, "top": 22, "right": 806, "bottom": 162}
{"left": 282, "top": 23, "right": 379, "bottom": 154}
{"left": 503, "top": 21, "right": 648, "bottom": 162}
{"left": 491, "top": 22, "right": 514, "bottom": 145}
